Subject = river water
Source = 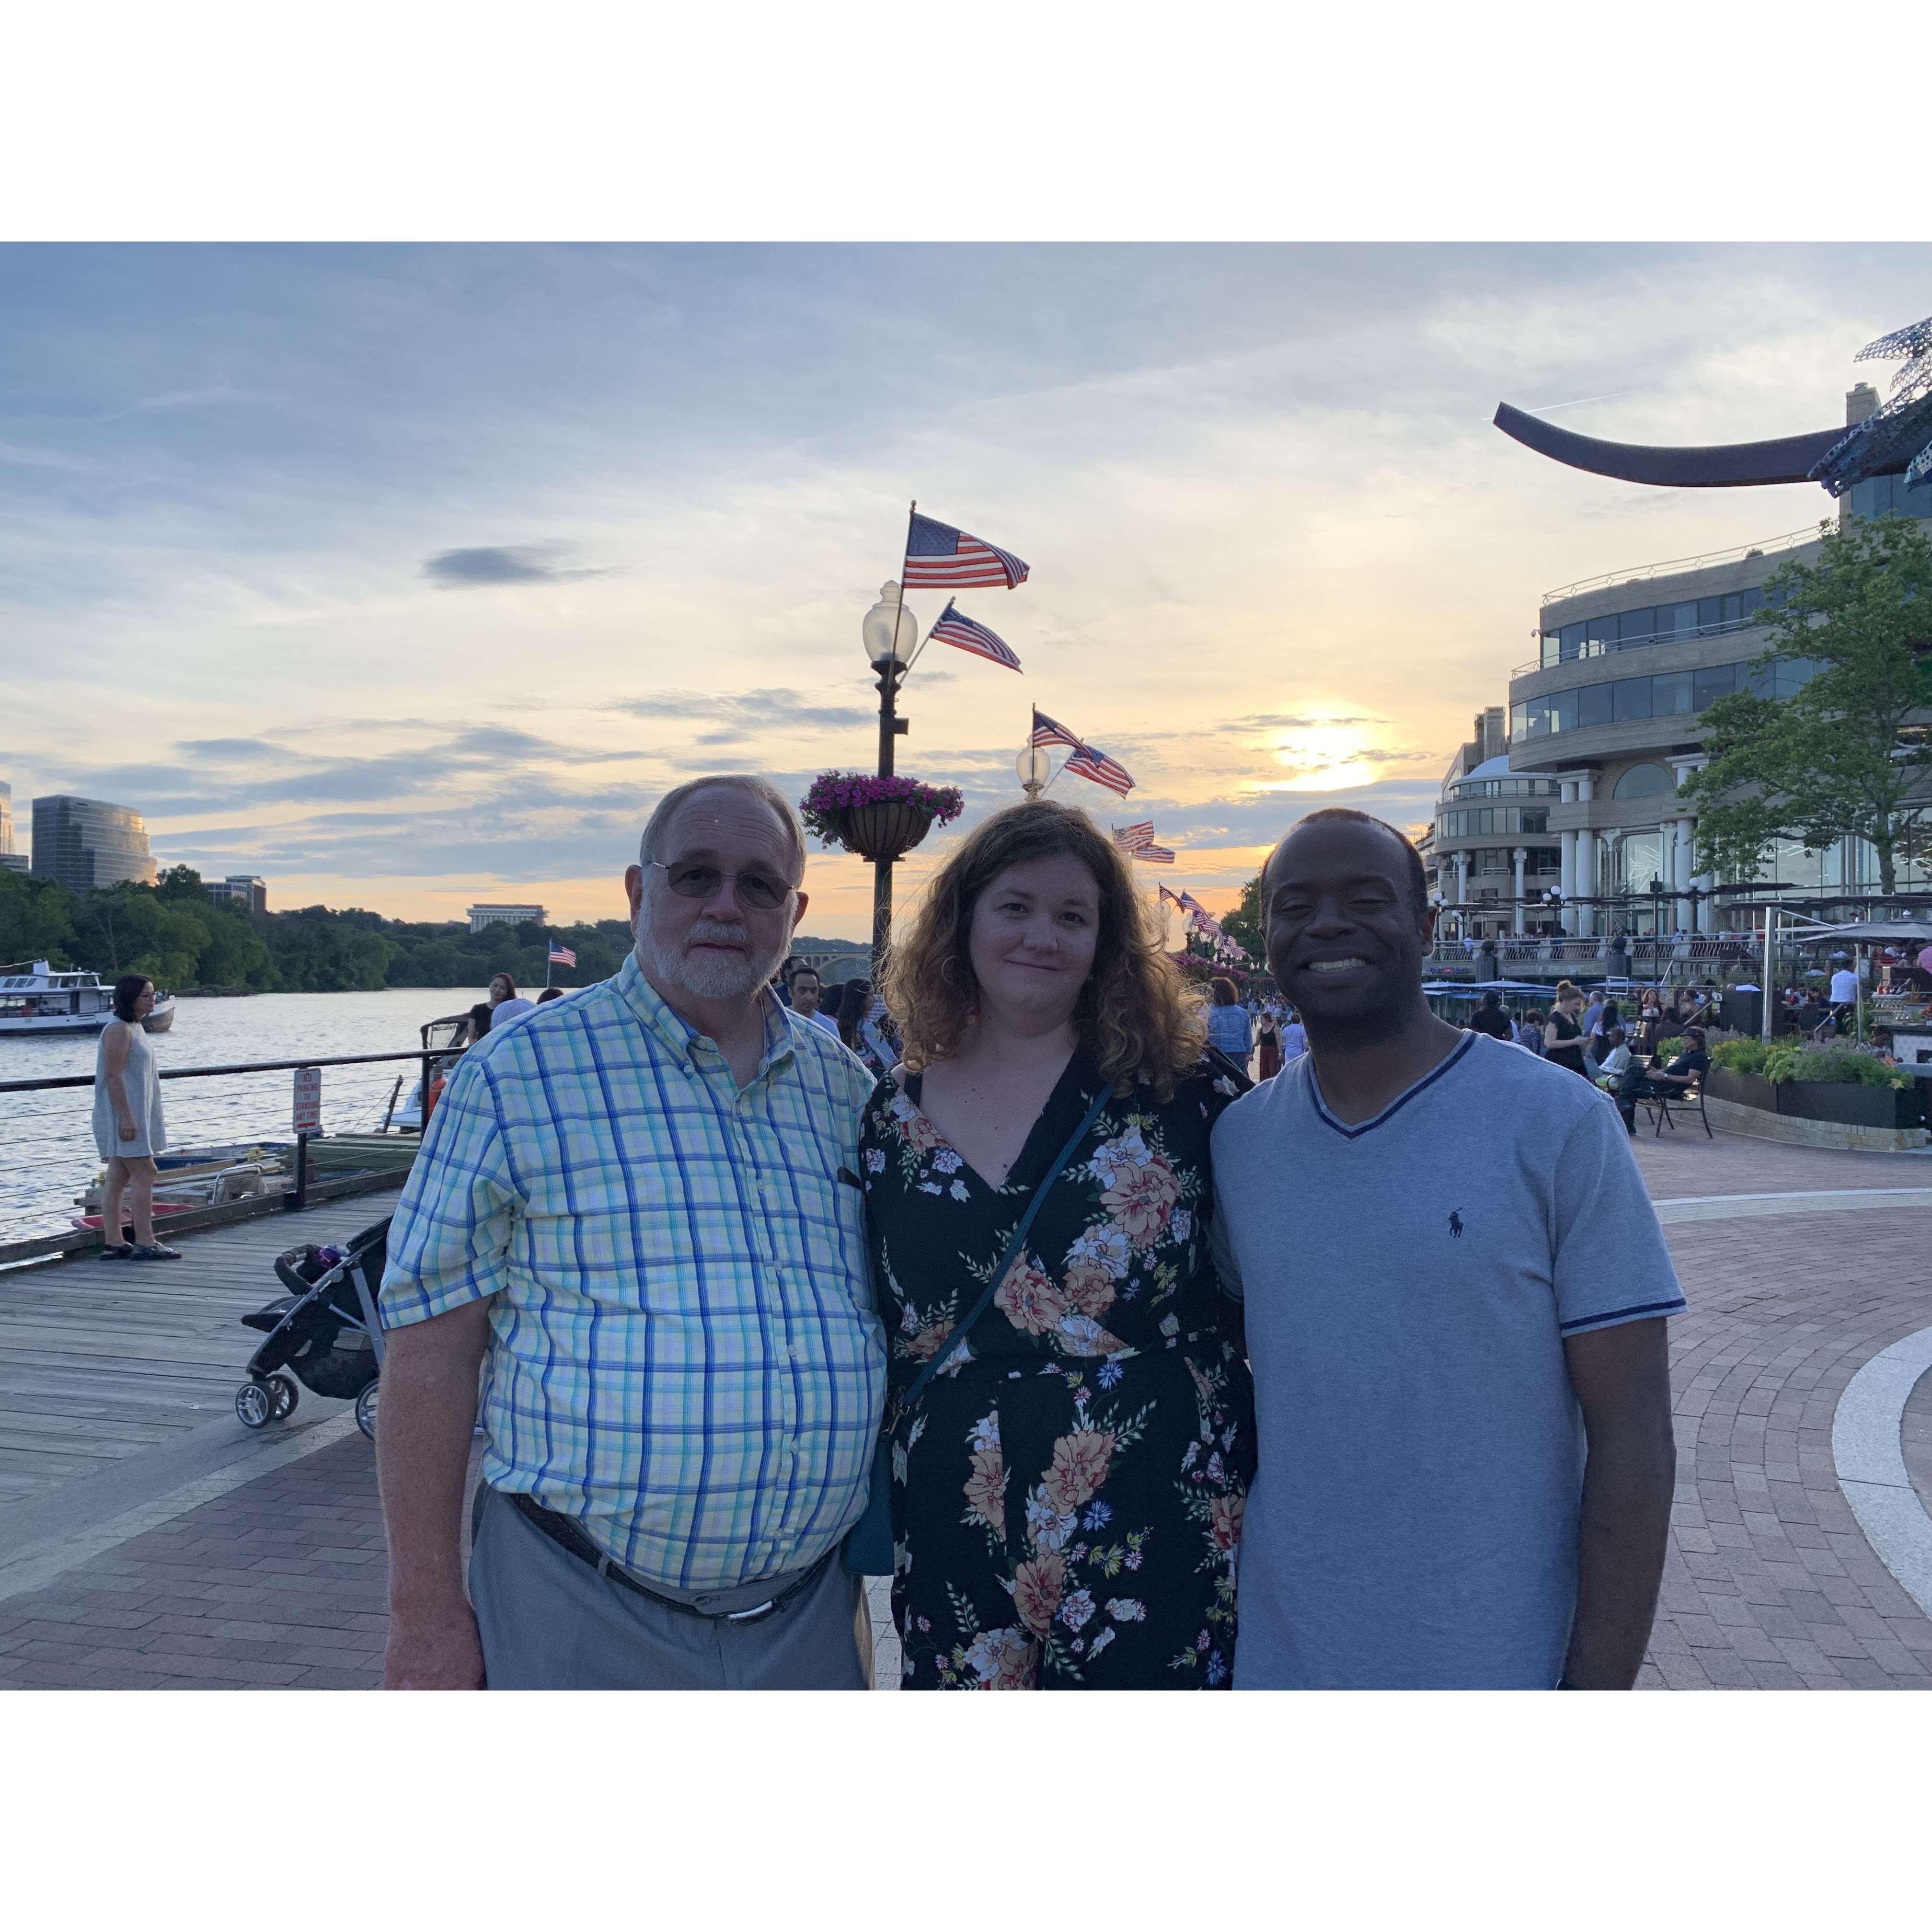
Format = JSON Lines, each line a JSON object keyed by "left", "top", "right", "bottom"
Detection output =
{"left": 0, "top": 988, "right": 493, "bottom": 1245}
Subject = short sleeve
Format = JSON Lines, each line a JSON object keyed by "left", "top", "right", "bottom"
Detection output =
{"left": 1549, "top": 1096, "right": 1685, "bottom": 1337}
{"left": 1207, "top": 1112, "right": 1246, "bottom": 1304}
{"left": 378, "top": 1055, "right": 523, "bottom": 1327}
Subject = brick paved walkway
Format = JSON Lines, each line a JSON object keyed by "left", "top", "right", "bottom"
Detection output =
{"left": 1637, "top": 1204, "right": 1932, "bottom": 1690}
{"left": 2, "top": 1146, "right": 1929, "bottom": 1690}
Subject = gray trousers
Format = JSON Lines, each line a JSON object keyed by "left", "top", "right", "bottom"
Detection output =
{"left": 468, "top": 1486, "right": 870, "bottom": 1690}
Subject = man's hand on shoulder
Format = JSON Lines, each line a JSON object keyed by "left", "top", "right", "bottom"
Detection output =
{"left": 384, "top": 1598, "right": 486, "bottom": 1690}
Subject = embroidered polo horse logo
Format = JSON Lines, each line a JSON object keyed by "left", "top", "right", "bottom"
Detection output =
{"left": 1448, "top": 1211, "right": 1464, "bottom": 1239}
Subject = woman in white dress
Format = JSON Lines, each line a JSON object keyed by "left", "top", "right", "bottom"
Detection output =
{"left": 92, "top": 975, "right": 179, "bottom": 1260}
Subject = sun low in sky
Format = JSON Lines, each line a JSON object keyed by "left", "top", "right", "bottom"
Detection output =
{"left": 3, "top": 242, "right": 1923, "bottom": 937}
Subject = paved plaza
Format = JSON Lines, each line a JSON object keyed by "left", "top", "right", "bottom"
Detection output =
{"left": 0, "top": 1130, "right": 1927, "bottom": 1690}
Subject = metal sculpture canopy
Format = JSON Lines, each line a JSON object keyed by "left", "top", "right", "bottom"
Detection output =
{"left": 1495, "top": 313, "right": 1932, "bottom": 497}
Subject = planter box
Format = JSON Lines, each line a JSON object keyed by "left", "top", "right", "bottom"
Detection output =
{"left": 1707, "top": 1066, "right": 1928, "bottom": 1131}
{"left": 837, "top": 801, "right": 934, "bottom": 863}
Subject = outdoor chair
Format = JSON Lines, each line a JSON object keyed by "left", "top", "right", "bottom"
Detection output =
{"left": 1644, "top": 1075, "right": 1712, "bottom": 1138}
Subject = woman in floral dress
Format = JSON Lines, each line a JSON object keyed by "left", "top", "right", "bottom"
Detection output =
{"left": 859, "top": 801, "right": 1254, "bottom": 1689}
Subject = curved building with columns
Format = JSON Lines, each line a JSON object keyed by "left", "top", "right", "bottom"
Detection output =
{"left": 1428, "top": 380, "right": 1932, "bottom": 944}
{"left": 1506, "top": 526, "right": 1827, "bottom": 936}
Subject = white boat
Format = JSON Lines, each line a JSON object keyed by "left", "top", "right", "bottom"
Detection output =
{"left": 0, "top": 961, "right": 176, "bottom": 1035}
{"left": 0, "top": 960, "right": 115, "bottom": 1034}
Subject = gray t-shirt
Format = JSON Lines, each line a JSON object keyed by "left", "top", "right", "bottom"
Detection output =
{"left": 1210, "top": 1031, "right": 1683, "bottom": 1689}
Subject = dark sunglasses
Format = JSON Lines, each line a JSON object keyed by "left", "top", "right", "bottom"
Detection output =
{"left": 649, "top": 860, "right": 794, "bottom": 911}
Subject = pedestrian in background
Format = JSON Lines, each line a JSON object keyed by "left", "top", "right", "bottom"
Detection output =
{"left": 788, "top": 965, "right": 840, "bottom": 1037}
{"left": 1515, "top": 1008, "right": 1546, "bottom": 1056}
{"left": 1256, "top": 1006, "right": 1284, "bottom": 1080}
{"left": 93, "top": 975, "right": 178, "bottom": 1261}
{"left": 1280, "top": 1006, "right": 1308, "bottom": 1063}
{"left": 487, "top": 972, "right": 535, "bottom": 1029}
{"left": 1465, "top": 989, "right": 1513, "bottom": 1040}
{"left": 1544, "top": 983, "right": 1590, "bottom": 1079}
{"left": 1206, "top": 976, "right": 1254, "bottom": 1071}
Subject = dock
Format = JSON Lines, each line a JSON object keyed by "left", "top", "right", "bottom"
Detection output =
{"left": 0, "top": 1187, "right": 401, "bottom": 1515}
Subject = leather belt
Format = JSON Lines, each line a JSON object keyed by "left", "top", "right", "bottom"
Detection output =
{"left": 506, "top": 1490, "right": 831, "bottom": 1624}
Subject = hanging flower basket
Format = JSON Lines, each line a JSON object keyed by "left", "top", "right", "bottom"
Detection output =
{"left": 799, "top": 773, "right": 964, "bottom": 863}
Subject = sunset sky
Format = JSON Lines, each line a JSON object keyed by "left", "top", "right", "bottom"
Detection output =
{"left": 5, "top": 242, "right": 1928, "bottom": 939}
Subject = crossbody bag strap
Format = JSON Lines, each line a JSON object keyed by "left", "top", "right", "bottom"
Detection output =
{"left": 899, "top": 1081, "right": 1113, "bottom": 1412}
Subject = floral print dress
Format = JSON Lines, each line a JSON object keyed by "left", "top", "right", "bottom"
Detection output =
{"left": 859, "top": 1052, "right": 1254, "bottom": 1689}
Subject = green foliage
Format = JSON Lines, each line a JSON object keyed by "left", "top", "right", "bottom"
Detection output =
{"left": 1219, "top": 873, "right": 1266, "bottom": 965}
{"left": 1683, "top": 515, "right": 1932, "bottom": 895}
{"left": 0, "top": 868, "right": 635, "bottom": 993}
{"left": 0, "top": 869, "right": 78, "bottom": 967}
{"left": 1759, "top": 1042, "right": 1908, "bottom": 1088}
{"left": 1651, "top": 1036, "right": 1687, "bottom": 1064}
{"left": 1709, "top": 1037, "right": 1770, "bottom": 1076}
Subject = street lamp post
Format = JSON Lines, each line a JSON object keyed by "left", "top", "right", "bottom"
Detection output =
{"left": 861, "top": 581, "right": 918, "bottom": 969}
{"left": 1016, "top": 741, "right": 1051, "bottom": 800}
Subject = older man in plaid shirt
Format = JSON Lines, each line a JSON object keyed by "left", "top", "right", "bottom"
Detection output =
{"left": 377, "top": 775, "right": 885, "bottom": 1689}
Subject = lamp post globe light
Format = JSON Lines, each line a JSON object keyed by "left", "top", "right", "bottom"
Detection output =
{"left": 1016, "top": 741, "right": 1051, "bottom": 800}
{"left": 860, "top": 580, "right": 919, "bottom": 967}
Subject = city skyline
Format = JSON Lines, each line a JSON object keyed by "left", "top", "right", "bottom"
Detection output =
{"left": 4, "top": 243, "right": 1929, "bottom": 932}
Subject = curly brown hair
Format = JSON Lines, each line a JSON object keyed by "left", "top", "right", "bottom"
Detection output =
{"left": 884, "top": 799, "right": 1206, "bottom": 1099}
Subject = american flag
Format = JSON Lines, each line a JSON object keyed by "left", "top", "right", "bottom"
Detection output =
{"left": 1063, "top": 741, "right": 1136, "bottom": 797}
{"left": 928, "top": 599, "right": 1021, "bottom": 672}
{"left": 901, "top": 512, "right": 1030, "bottom": 589}
{"left": 548, "top": 943, "right": 576, "bottom": 967}
{"left": 1031, "top": 708, "right": 1085, "bottom": 753}
{"left": 1028, "top": 708, "right": 1136, "bottom": 795}
{"left": 1112, "top": 822, "right": 1173, "bottom": 863}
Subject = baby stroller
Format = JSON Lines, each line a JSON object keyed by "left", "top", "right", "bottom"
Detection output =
{"left": 235, "top": 1216, "right": 390, "bottom": 1440}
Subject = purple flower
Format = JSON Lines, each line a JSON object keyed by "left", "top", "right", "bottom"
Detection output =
{"left": 798, "top": 770, "right": 965, "bottom": 845}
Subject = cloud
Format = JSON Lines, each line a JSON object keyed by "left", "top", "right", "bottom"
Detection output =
{"left": 176, "top": 737, "right": 282, "bottom": 761}
{"left": 610, "top": 688, "right": 875, "bottom": 734}
{"left": 424, "top": 544, "right": 612, "bottom": 587}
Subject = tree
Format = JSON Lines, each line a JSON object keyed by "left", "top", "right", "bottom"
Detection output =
{"left": 0, "top": 870, "right": 77, "bottom": 967}
{"left": 1684, "top": 514, "right": 1932, "bottom": 895}
{"left": 1220, "top": 873, "right": 1266, "bottom": 963}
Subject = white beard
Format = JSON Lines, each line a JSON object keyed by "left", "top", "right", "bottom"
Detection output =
{"left": 640, "top": 914, "right": 787, "bottom": 1002}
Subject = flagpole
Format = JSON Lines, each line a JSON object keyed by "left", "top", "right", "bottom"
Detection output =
{"left": 870, "top": 500, "right": 917, "bottom": 978}
{"left": 900, "top": 596, "right": 949, "bottom": 678}
{"left": 544, "top": 934, "right": 553, "bottom": 990}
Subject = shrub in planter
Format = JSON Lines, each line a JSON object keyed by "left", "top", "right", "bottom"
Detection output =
{"left": 1760, "top": 1043, "right": 1912, "bottom": 1090}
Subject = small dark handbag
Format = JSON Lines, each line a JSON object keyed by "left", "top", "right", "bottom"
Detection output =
{"left": 841, "top": 1082, "right": 1112, "bottom": 1577}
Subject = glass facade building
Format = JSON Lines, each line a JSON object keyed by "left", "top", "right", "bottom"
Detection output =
{"left": 29, "top": 795, "right": 158, "bottom": 894}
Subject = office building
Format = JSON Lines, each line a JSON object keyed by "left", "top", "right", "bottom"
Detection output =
{"left": 1428, "top": 381, "right": 1932, "bottom": 946}
{"left": 207, "top": 875, "right": 269, "bottom": 915}
{"left": 0, "top": 782, "right": 25, "bottom": 873}
{"left": 30, "top": 795, "right": 157, "bottom": 894}
{"left": 467, "top": 902, "right": 548, "bottom": 934}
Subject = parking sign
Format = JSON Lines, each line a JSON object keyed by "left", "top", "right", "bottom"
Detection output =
{"left": 293, "top": 1066, "right": 322, "bottom": 1134}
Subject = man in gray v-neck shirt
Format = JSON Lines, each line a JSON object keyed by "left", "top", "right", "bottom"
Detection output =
{"left": 1211, "top": 810, "right": 1681, "bottom": 1689}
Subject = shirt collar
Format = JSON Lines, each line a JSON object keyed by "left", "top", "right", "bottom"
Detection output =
{"left": 615, "top": 952, "right": 795, "bottom": 1081}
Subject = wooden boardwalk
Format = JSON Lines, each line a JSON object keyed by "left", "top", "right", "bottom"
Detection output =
{"left": 0, "top": 1189, "right": 400, "bottom": 1517}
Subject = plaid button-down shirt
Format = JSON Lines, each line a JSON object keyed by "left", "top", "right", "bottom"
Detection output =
{"left": 379, "top": 953, "right": 885, "bottom": 1590}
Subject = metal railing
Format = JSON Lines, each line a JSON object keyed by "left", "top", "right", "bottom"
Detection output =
{"left": 1508, "top": 610, "right": 1771, "bottom": 681}
{"left": 0, "top": 1046, "right": 465, "bottom": 1248}
{"left": 1541, "top": 525, "right": 1821, "bottom": 606}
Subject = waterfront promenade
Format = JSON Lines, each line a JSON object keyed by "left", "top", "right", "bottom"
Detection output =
{"left": 0, "top": 1133, "right": 1928, "bottom": 1690}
